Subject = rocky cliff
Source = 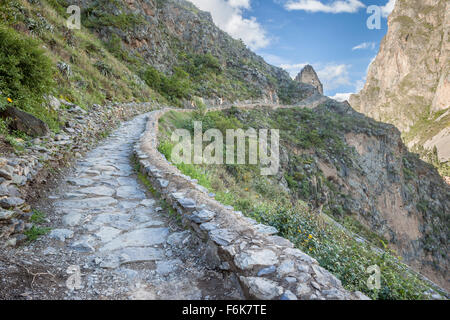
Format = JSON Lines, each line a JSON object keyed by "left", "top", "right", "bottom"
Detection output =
{"left": 349, "top": 0, "right": 450, "bottom": 164}
{"left": 295, "top": 65, "right": 323, "bottom": 95}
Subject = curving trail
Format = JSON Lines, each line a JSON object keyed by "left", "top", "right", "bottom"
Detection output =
{"left": 1, "top": 113, "right": 242, "bottom": 300}
{"left": 1, "top": 95, "right": 332, "bottom": 300}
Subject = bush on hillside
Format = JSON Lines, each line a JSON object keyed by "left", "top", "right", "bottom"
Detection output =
{"left": 0, "top": 26, "right": 57, "bottom": 129}
{"left": 142, "top": 66, "right": 192, "bottom": 106}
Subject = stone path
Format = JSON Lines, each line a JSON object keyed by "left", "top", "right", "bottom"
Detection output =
{"left": 3, "top": 114, "right": 242, "bottom": 300}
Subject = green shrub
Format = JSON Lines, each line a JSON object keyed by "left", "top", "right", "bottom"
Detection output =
{"left": 142, "top": 66, "right": 192, "bottom": 105}
{"left": 142, "top": 66, "right": 163, "bottom": 91}
{"left": 0, "top": 26, "right": 58, "bottom": 129}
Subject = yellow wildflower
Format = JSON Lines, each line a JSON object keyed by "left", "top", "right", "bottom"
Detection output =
{"left": 308, "top": 234, "right": 313, "bottom": 239}
{"left": 7, "top": 98, "right": 12, "bottom": 103}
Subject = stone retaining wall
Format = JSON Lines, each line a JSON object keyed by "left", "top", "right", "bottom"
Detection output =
{"left": 135, "top": 108, "right": 370, "bottom": 300}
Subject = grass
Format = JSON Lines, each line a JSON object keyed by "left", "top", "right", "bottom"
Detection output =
{"left": 24, "top": 225, "right": 51, "bottom": 242}
{"left": 25, "top": 209, "right": 51, "bottom": 242}
{"left": 30, "top": 210, "right": 47, "bottom": 224}
{"left": 133, "top": 156, "right": 182, "bottom": 226}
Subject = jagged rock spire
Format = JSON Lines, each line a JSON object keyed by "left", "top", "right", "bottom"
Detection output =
{"left": 295, "top": 65, "right": 323, "bottom": 95}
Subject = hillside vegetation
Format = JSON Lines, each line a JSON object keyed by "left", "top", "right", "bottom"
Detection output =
{"left": 157, "top": 104, "right": 449, "bottom": 299}
{"left": 0, "top": 0, "right": 313, "bottom": 151}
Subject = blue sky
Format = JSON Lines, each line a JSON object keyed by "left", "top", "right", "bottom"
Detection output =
{"left": 187, "top": 0, "right": 396, "bottom": 100}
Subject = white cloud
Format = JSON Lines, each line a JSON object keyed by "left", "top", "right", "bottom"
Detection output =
{"left": 284, "top": 0, "right": 365, "bottom": 14}
{"left": 330, "top": 92, "right": 352, "bottom": 101}
{"left": 317, "top": 64, "right": 351, "bottom": 90}
{"left": 228, "top": 0, "right": 251, "bottom": 8}
{"left": 187, "top": 0, "right": 270, "bottom": 50}
{"left": 261, "top": 53, "right": 289, "bottom": 66}
{"left": 352, "top": 42, "right": 375, "bottom": 51}
{"left": 381, "top": 0, "right": 396, "bottom": 18}
{"left": 280, "top": 62, "right": 309, "bottom": 78}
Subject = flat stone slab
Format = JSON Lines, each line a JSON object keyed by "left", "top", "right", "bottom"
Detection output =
{"left": 95, "top": 226, "right": 122, "bottom": 243}
{"left": 234, "top": 249, "right": 279, "bottom": 270}
{"left": 118, "top": 201, "right": 140, "bottom": 210}
{"left": 91, "top": 213, "right": 130, "bottom": 226}
{"left": 67, "top": 178, "right": 94, "bottom": 187}
{"left": 69, "top": 241, "right": 95, "bottom": 253}
{"left": 56, "top": 197, "right": 118, "bottom": 209}
{"left": 240, "top": 277, "right": 283, "bottom": 300}
{"left": 0, "top": 197, "right": 25, "bottom": 208}
{"left": 140, "top": 199, "right": 156, "bottom": 207}
{"left": 110, "top": 220, "right": 138, "bottom": 231}
{"left": 116, "top": 177, "right": 139, "bottom": 186}
{"left": 167, "top": 231, "right": 191, "bottom": 247}
{"left": 0, "top": 209, "right": 16, "bottom": 221}
{"left": 209, "top": 229, "right": 237, "bottom": 246}
{"left": 156, "top": 259, "right": 182, "bottom": 276}
{"left": 116, "top": 186, "right": 146, "bottom": 199}
{"left": 62, "top": 212, "right": 83, "bottom": 227}
{"left": 91, "top": 165, "right": 119, "bottom": 172}
{"left": 78, "top": 186, "right": 115, "bottom": 197}
{"left": 254, "top": 224, "right": 278, "bottom": 235}
{"left": 100, "top": 228, "right": 169, "bottom": 252}
{"left": 190, "top": 209, "right": 215, "bottom": 224}
{"left": 119, "top": 247, "right": 165, "bottom": 264}
{"left": 49, "top": 229, "right": 74, "bottom": 242}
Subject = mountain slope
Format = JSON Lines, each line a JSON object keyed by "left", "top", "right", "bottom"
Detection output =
{"left": 77, "top": 0, "right": 315, "bottom": 106}
{"left": 349, "top": 0, "right": 449, "bottom": 169}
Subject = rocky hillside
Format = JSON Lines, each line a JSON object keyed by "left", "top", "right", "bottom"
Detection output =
{"left": 76, "top": 0, "right": 315, "bottom": 106}
{"left": 158, "top": 100, "right": 449, "bottom": 298}
{"left": 349, "top": 0, "right": 449, "bottom": 171}
{"left": 232, "top": 102, "right": 450, "bottom": 292}
{"left": 0, "top": 0, "right": 314, "bottom": 136}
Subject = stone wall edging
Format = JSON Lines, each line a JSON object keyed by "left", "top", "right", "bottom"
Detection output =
{"left": 135, "top": 108, "right": 370, "bottom": 300}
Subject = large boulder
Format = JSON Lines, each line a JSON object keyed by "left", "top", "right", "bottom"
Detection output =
{"left": 0, "top": 106, "right": 50, "bottom": 137}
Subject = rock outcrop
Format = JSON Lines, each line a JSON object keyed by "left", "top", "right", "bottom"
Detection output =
{"left": 349, "top": 0, "right": 450, "bottom": 161}
{"left": 295, "top": 65, "right": 323, "bottom": 95}
{"left": 0, "top": 106, "right": 50, "bottom": 137}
